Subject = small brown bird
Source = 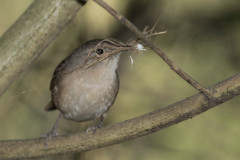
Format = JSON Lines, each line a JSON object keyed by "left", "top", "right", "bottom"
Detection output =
{"left": 44, "top": 39, "right": 136, "bottom": 138}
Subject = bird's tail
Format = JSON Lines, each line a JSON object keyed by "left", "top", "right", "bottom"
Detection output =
{"left": 44, "top": 101, "right": 57, "bottom": 111}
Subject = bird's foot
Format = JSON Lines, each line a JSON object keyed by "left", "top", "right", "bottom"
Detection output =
{"left": 97, "top": 121, "right": 104, "bottom": 128}
{"left": 41, "top": 131, "right": 59, "bottom": 147}
{"left": 86, "top": 121, "right": 104, "bottom": 134}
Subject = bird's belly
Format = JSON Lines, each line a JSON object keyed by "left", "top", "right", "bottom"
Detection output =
{"left": 56, "top": 71, "right": 118, "bottom": 122}
{"left": 60, "top": 89, "right": 114, "bottom": 121}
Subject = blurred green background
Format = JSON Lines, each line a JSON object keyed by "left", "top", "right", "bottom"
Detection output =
{"left": 1, "top": 0, "right": 240, "bottom": 159}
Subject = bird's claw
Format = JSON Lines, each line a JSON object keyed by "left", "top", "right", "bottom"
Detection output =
{"left": 41, "top": 131, "right": 59, "bottom": 147}
{"left": 86, "top": 122, "right": 104, "bottom": 134}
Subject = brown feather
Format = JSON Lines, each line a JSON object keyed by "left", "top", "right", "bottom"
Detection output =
{"left": 44, "top": 101, "right": 57, "bottom": 111}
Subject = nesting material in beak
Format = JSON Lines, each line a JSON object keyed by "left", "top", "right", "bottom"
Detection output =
{"left": 85, "top": 38, "right": 144, "bottom": 68}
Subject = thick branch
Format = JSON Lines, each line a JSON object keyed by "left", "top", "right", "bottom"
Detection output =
{"left": 1, "top": 73, "right": 240, "bottom": 159}
{"left": 0, "top": 0, "right": 86, "bottom": 97}
{"left": 93, "top": 0, "right": 212, "bottom": 98}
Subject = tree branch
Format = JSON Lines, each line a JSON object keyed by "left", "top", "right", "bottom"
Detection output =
{"left": 93, "top": 0, "right": 213, "bottom": 98}
{"left": 1, "top": 73, "right": 240, "bottom": 159}
{"left": 0, "top": 0, "right": 85, "bottom": 97}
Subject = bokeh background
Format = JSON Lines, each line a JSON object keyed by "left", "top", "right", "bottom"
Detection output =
{"left": 1, "top": 0, "right": 240, "bottom": 159}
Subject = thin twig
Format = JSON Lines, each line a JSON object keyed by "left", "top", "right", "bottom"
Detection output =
{"left": 93, "top": 0, "right": 213, "bottom": 98}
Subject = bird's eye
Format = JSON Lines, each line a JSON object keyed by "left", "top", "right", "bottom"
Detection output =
{"left": 96, "top": 48, "right": 104, "bottom": 55}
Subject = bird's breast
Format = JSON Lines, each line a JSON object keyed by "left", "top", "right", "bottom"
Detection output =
{"left": 54, "top": 65, "right": 119, "bottom": 122}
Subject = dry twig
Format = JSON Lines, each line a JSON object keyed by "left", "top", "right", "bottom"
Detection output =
{"left": 93, "top": 0, "right": 213, "bottom": 99}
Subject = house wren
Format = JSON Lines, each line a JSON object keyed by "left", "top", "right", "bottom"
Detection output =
{"left": 44, "top": 39, "right": 137, "bottom": 138}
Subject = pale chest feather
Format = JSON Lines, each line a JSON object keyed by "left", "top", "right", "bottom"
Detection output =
{"left": 53, "top": 55, "right": 120, "bottom": 121}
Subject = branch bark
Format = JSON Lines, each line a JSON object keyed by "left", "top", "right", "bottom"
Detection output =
{"left": 93, "top": 0, "right": 212, "bottom": 98}
{"left": 0, "top": 0, "right": 85, "bottom": 97}
{"left": 1, "top": 73, "right": 240, "bottom": 159}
